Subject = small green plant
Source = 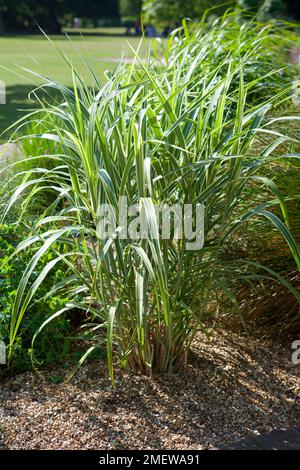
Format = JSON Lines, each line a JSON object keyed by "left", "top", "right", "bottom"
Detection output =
{"left": 2, "top": 13, "right": 300, "bottom": 383}
{"left": 0, "top": 224, "right": 72, "bottom": 374}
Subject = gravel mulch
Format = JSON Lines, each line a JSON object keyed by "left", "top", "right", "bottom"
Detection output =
{"left": 0, "top": 329, "right": 299, "bottom": 450}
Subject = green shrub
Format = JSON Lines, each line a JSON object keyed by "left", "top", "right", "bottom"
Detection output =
{"left": 2, "top": 13, "right": 300, "bottom": 383}
{"left": 0, "top": 224, "right": 72, "bottom": 374}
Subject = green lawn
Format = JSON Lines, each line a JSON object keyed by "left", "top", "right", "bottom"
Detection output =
{"left": 0, "top": 33, "right": 149, "bottom": 139}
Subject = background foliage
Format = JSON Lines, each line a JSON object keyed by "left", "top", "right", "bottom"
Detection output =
{"left": 0, "top": 0, "right": 299, "bottom": 34}
{"left": 0, "top": 223, "right": 72, "bottom": 374}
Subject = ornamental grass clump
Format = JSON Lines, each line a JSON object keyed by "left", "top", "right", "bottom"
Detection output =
{"left": 1, "top": 13, "right": 300, "bottom": 383}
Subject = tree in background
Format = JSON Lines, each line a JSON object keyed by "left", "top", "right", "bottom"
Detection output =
{"left": 0, "top": 0, "right": 299, "bottom": 34}
{"left": 0, "top": 0, "right": 64, "bottom": 33}
{"left": 0, "top": 0, "right": 120, "bottom": 33}
{"left": 142, "top": 0, "right": 227, "bottom": 27}
{"left": 0, "top": 0, "right": 19, "bottom": 34}
{"left": 144, "top": 0, "right": 299, "bottom": 26}
{"left": 65, "top": 0, "right": 119, "bottom": 26}
{"left": 0, "top": 1, "right": 5, "bottom": 34}
{"left": 237, "top": 0, "right": 286, "bottom": 19}
{"left": 3, "top": 0, "right": 63, "bottom": 33}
